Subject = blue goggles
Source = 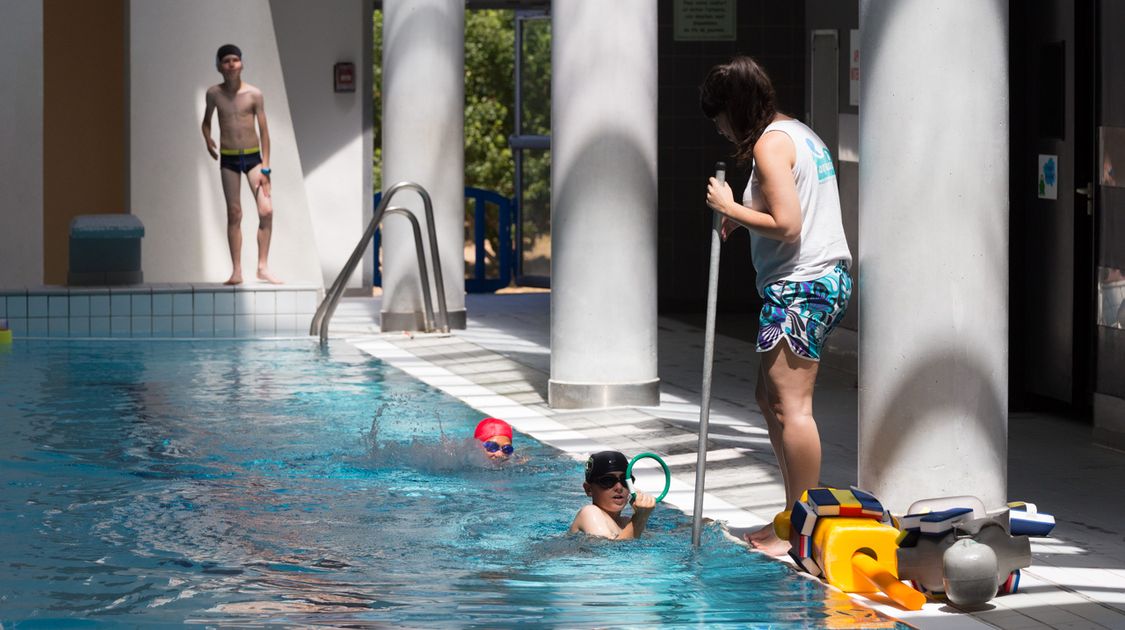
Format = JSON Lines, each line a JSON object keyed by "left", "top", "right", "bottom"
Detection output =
{"left": 483, "top": 441, "right": 514, "bottom": 455}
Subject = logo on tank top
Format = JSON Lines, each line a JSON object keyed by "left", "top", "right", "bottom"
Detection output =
{"left": 806, "top": 138, "right": 836, "bottom": 182}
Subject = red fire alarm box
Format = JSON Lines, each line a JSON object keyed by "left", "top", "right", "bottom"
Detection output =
{"left": 334, "top": 62, "right": 355, "bottom": 93}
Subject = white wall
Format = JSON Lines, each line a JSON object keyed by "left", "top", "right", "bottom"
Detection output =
{"left": 271, "top": 0, "right": 372, "bottom": 289}
{"left": 130, "top": 0, "right": 324, "bottom": 286}
{"left": 0, "top": 0, "right": 44, "bottom": 287}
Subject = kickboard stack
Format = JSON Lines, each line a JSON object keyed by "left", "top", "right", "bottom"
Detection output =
{"left": 787, "top": 487, "right": 889, "bottom": 576}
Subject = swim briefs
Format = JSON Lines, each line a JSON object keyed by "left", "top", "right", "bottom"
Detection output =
{"left": 219, "top": 148, "right": 262, "bottom": 174}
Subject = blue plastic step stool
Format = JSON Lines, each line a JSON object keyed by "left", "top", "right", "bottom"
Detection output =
{"left": 68, "top": 214, "right": 145, "bottom": 285}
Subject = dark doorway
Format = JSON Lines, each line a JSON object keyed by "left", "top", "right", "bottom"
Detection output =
{"left": 1009, "top": 0, "right": 1097, "bottom": 418}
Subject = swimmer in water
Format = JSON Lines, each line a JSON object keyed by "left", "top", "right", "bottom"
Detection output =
{"left": 474, "top": 417, "right": 515, "bottom": 460}
{"left": 568, "top": 450, "right": 656, "bottom": 540}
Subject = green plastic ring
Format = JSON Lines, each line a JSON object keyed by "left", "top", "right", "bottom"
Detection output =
{"left": 626, "top": 452, "right": 671, "bottom": 503}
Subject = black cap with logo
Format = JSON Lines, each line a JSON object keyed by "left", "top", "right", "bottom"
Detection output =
{"left": 585, "top": 451, "right": 629, "bottom": 482}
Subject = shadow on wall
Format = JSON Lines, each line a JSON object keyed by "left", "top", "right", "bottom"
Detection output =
{"left": 859, "top": 0, "right": 1009, "bottom": 280}
{"left": 552, "top": 132, "right": 656, "bottom": 275}
{"left": 271, "top": 0, "right": 367, "bottom": 179}
{"left": 860, "top": 350, "right": 1007, "bottom": 509}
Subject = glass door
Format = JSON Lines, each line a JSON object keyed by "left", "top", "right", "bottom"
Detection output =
{"left": 510, "top": 10, "right": 551, "bottom": 287}
{"left": 1095, "top": 0, "right": 1125, "bottom": 408}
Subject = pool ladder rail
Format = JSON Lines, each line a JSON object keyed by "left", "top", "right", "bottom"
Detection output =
{"left": 311, "top": 181, "right": 450, "bottom": 345}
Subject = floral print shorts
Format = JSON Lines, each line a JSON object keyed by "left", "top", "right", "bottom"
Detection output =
{"left": 757, "top": 261, "right": 852, "bottom": 361}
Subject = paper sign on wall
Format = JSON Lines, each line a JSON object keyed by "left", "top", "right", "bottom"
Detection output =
{"left": 674, "top": 0, "right": 736, "bottom": 41}
{"left": 1038, "top": 154, "right": 1058, "bottom": 200}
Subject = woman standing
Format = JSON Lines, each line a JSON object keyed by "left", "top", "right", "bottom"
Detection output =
{"left": 700, "top": 56, "right": 853, "bottom": 555}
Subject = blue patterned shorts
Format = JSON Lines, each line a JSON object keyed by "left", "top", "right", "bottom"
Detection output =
{"left": 757, "top": 261, "right": 852, "bottom": 361}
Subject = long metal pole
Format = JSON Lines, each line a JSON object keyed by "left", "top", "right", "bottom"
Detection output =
{"left": 692, "top": 161, "right": 726, "bottom": 547}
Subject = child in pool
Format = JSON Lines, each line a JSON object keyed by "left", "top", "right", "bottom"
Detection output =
{"left": 474, "top": 417, "right": 515, "bottom": 461}
{"left": 568, "top": 450, "right": 656, "bottom": 540}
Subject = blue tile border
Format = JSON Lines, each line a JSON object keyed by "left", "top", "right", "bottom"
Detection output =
{"left": 28, "top": 296, "right": 49, "bottom": 317}
{"left": 0, "top": 284, "right": 319, "bottom": 339}
{"left": 7, "top": 296, "right": 27, "bottom": 318}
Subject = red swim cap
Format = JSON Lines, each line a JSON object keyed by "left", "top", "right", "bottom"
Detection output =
{"left": 474, "top": 417, "right": 512, "bottom": 442}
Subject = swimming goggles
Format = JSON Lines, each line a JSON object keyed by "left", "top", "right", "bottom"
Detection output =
{"left": 592, "top": 473, "right": 635, "bottom": 490}
{"left": 483, "top": 441, "right": 514, "bottom": 455}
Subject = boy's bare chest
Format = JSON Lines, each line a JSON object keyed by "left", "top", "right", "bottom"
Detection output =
{"left": 215, "top": 91, "right": 255, "bottom": 119}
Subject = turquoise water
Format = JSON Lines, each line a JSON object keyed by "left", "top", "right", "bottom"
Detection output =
{"left": 0, "top": 340, "right": 902, "bottom": 627}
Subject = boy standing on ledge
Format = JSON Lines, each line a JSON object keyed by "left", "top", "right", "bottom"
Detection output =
{"left": 201, "top": 43, "right": 282, "bottom": 285}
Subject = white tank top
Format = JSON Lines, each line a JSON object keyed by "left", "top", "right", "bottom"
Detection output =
{"left": 743, "top": 119, "right": 852, "bottom": 296}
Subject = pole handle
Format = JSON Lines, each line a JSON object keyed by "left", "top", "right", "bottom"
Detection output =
{"left": 712, "top": 162, "right": 726, "bottom": 231}
{"left": 692, "top": 161, "right": 727, "bottom": 547}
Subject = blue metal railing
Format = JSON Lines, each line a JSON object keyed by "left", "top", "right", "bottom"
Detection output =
{"left": 372, "top": 187, "right": 514, "bottom": 293}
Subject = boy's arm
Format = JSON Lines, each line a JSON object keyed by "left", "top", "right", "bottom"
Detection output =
{"left": 255, "top": 91, "right": 271, "bottom": 170}
{"left": 617, "top": 492, "right": 656, "bottom": 540}
{"left": 201, "top": 89, "right": 218, "bottom": 160}
{"left": 569, "top": 505, "right": 618, "bottom": 539}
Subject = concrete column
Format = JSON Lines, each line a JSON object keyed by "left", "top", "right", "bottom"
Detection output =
{"left": 858, "top": 0, "right": 1009, "bottom": 513}
{"left": 381, "top": 0, "right": 466, "bottom": 330}
{"left": 0, "top": 0, "right": 43, "bottom": 287}
{"left": 549, "top": 0, "right": 658, "bottom": 408}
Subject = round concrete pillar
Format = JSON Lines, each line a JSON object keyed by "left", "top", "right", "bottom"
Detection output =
{"left": 548, "top": 0, "right": 658, "bottom": 408}
{"left": 858, "top": 0, "right": 1009, "bottom": 512}
{"left": 381, "top": 0, "right": 466, "bottom": 331}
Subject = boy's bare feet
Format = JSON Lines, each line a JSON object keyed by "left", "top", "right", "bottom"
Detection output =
{"left": 257, "top": 268, "right": 283, "bottom": 284}
{"left": 224, "top": 272, "right": 243, "bottom": 285}
{"left": 744, "top": 523, "right": 791, "bottom": 556}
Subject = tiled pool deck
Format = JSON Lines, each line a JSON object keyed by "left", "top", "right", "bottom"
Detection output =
{"left": 0, "top": 283, "right": 319, "bottom": 338}
{"left": 332, "top": 292, "right": 1125, "bottom": 630}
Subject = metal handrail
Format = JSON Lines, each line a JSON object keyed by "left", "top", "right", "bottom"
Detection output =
{"left": 311, "top": 181, "right": 449, "bottom": 344}
{"left": 384, "top": 206, "right": 437, "bottom": 331}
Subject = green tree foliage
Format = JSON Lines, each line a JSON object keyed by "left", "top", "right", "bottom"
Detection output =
{"left": 371, "top": 10, "right": 383, "bottom": 191}
{"left": 516, "top": 16, "right": 551, "bottom": 261}
{"left": 464, "top": 10, "right": 515, "bottom": 198}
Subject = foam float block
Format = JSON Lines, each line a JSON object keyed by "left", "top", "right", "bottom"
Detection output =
{"left": 1007, "top": 502, "right": 1055, "bottom": 537}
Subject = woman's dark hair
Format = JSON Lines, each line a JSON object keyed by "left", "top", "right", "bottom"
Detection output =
{"left": 699, "top": 56, "right": 777, "bottom": 165}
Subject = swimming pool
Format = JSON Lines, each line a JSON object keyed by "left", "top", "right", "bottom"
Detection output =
{"left": 0, "top": 339, "right": 904, "bottom": 627}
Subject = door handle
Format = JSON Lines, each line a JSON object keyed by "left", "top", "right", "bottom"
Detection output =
{"left": 1076, "top": 182, "right": 1093, "bottom": 216}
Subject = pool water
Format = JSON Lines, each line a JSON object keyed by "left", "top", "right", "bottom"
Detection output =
{"left": 0, "top": 340, "right": 904, "bottom": 627}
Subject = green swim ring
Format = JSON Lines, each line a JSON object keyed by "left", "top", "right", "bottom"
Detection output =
{"left": 625, "top": 452, "right": 671, "bottom": 503}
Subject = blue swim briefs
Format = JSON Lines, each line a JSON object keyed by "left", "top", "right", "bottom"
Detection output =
{"left": 757, "top": 261, "right": 852, "bottom": 361}
{"left": 220, "top": 149, "right": 262, "bottom": 174}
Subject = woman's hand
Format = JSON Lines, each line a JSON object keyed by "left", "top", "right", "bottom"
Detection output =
{"left": 707, "top": 178, "right": 743, "bottom": 241}
{"left": 706, "top": 177, "right": 734, "bottom": 215}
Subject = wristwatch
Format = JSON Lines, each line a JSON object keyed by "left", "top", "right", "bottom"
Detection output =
{"left": 261, "top": 167, "right": 272, "bottom": 176}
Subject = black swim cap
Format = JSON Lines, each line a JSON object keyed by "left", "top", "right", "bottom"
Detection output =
{"left": 216, "top": 44, "right": 242, "bottom": 65}
{"left": 585, "top": 451, "right": 628, "bottom": 482}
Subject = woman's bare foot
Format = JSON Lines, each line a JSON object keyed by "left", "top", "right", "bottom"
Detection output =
{"left": 224, "top": 272, "right": 243, "bottom": 285}
{"left": 257, "top": 268, "right": 283, "bottom": 284}
{"left": 744, "top": 524, "right": 791, "bottom": 556}
{"left": 744, "top": 522, "right": 775, "bottom": 543}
